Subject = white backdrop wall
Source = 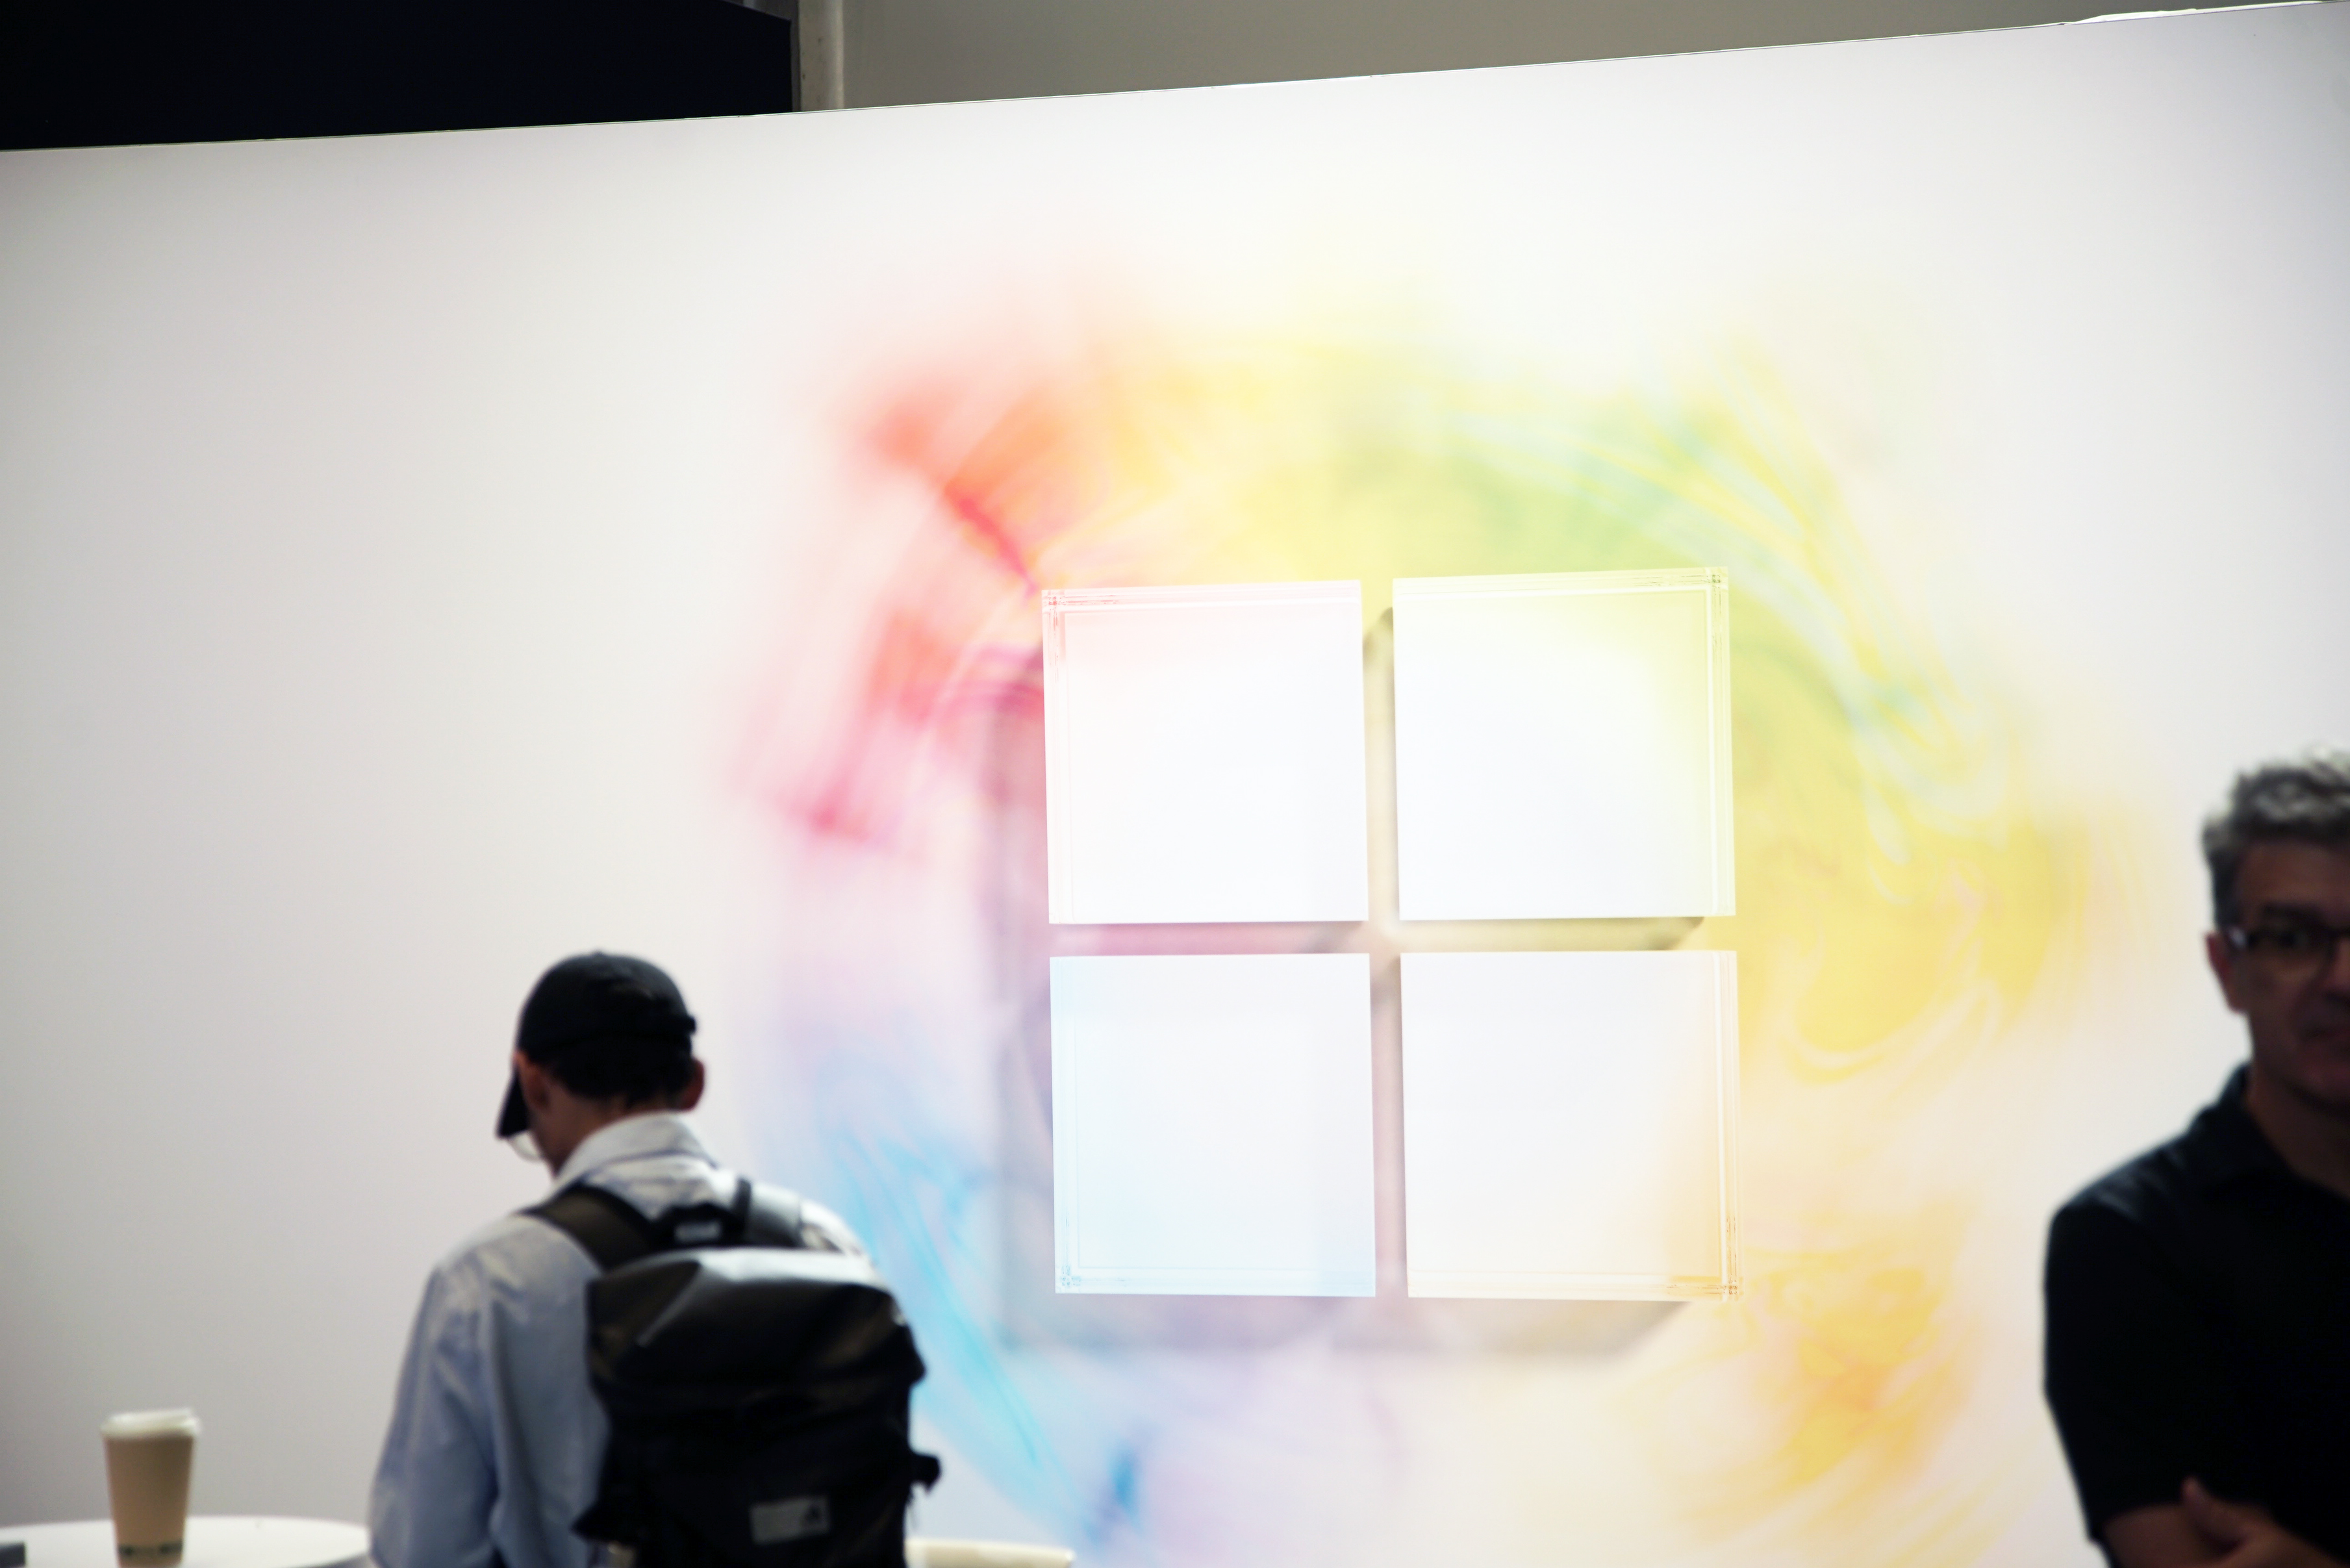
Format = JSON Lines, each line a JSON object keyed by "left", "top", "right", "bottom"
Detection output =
{"left": 4, "top": 8, "right": 2349, "bottom": 1563}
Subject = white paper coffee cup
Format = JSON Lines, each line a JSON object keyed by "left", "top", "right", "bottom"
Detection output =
{"left": 101, "top": 1410, "right": 200, "bottom": 1568}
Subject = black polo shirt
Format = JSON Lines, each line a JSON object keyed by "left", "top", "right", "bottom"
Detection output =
{"left": 2044, "top": 1067, "right": 2350, "bottom": 1557}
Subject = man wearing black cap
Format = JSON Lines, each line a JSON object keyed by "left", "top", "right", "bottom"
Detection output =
{"left": 367, "top": 954, "right": 865, "bottom": 1568}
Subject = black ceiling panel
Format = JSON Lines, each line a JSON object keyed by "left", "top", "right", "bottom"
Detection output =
{"left": 3, "top": 0, "right": 796, "bottom": 150}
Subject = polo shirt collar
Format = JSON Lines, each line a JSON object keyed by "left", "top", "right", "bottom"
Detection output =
{"left": 2180, "top": 1065, "right": 2297, "bottom": 1194}
{"left": 552, "top": 1110, "right": 712, "bottom": 1187}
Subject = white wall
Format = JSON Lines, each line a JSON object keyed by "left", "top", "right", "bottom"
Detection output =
{"left": 0, "top": 123, "right": 830, "bottom": 1523}
{"left": 4, "top": 5, "right": 2348, "bottom": 1556}
{"left": 844, "top": 0, "right": 2120, "bottom": 106}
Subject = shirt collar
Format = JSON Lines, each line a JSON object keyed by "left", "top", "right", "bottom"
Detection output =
{"left": 551, "top": 1110, "right": 712, "bottom": 1187}
{"left": 2181, "top": 1064, "right": 2297, "bottom": 1194}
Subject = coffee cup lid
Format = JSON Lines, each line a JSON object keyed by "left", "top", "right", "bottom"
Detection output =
{"left": 101, "top": 1409, "right": 199, "bottom": 1438}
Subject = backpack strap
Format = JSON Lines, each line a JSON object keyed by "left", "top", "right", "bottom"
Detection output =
{"left": 727, "top": 1173, "right": 754, "bottom": 1237}
{"left": 527, "top": 1183, "right": 664, "bottom": 1272}
{"left": 529, "top": 1175, "right": 798, "bottom": 1269}
{"left": 742, "top": 1178, "right": 809, "bottom": 1249}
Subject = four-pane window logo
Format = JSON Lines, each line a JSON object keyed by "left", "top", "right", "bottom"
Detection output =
{"left": 1041, "top": 570, "right": 1739, "bottom": 1302}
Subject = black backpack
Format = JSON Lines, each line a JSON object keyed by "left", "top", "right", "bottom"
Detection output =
{"left": 528, "top": 1175, "right": 941, "bottom": 1568}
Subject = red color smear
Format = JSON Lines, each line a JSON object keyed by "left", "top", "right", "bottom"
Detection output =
{"left": 742, "top": 362, "right": 1106, "bottom": 851}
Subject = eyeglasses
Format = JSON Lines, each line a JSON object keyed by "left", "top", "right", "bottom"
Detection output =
{"left": 2223, "top": 919, "right": 2350, "bottom": 977}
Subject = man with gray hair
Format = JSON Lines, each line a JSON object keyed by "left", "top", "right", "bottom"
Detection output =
{"left": 2045, "top": 753, "right": 2350, "bottom": 1568}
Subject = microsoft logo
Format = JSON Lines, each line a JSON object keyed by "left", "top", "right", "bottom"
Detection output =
{"left": 1042, "top": 570, "right": 1739, "bottom": 1302}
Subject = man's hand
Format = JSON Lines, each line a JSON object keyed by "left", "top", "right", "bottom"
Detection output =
{"left": 2103, "top": 1482, "right": 2347, "bottom": 1568}
{"left": 2179, "top": 1478, "right": 2347, "bottom": 1568}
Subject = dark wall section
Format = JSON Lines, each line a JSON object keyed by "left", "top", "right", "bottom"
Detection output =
{"left": 2, "top": 0, "right": 795, "bottom": 151}
{"left": 844, "top": 0, "right": 2120, "bottom": 109}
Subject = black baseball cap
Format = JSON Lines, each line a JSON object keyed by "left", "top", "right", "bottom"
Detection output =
{"left": 496, "top": 952, "right": 698, "bottom": 1139}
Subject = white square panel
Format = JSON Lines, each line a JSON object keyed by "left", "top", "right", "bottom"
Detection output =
{"left": 1393, "top": 570, "right": 1732, "bottom": 920}
{"left": 1042, "top": 581, "right": 1369, "bottom": 924}
{"left": 1401, "top": 950, "right": 1737, "bottom": 1299}
{"left": 1051, "top": 953, "right": 1376, "bottom": 1296}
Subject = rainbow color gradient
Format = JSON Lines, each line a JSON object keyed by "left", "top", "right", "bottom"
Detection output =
{"left": 721, "top": 317, "right": 2103, "bottom": 1566}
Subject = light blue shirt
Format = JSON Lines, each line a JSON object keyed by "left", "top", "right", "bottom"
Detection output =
{"left": 368, "top": 1113, "right": 865, "bottom": 1568}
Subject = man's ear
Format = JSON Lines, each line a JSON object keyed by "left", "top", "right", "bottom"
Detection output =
{"left": 515, "top": 1050, "right": 559, "bottom": 1112}
{"left": 677, "top": 1057, "right": 707, "bottom": 1112}
{"left": 2206, "top": 930, "right": 2247, "bottom": 1016}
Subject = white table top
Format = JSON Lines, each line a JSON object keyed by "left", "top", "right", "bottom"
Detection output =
{"left": 905, "top": 1539, "right": 1074, "bottom": 1568}
{"left": 0, "top": 1517, "right": 366, "bottom": 1568}
{"left": 0, "top": 1520, "right": 1074, "bottom": 1568}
